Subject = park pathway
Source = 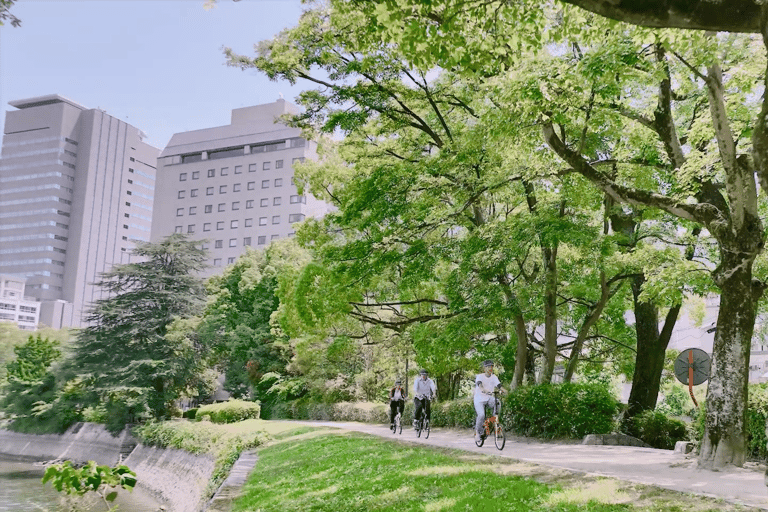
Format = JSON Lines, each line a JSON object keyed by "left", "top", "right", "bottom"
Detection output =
{"left": 279, "top": 420, "right": 768, "bottom": 511}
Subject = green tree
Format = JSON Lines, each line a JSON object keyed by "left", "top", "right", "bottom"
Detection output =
{"left": 0, "top": 0, "right": 20, "bottom": 27}
{"left": 69, "top": 234, "right": 209, "bottom": 421}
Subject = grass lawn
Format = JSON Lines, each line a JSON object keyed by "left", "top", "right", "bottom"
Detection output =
{"left": 231, "top": 428, "right": 752, "bottom": 512}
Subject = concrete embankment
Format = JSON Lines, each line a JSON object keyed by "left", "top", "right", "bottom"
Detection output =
{"left": 0, "top": 423, "right": 219, "bottom": 512}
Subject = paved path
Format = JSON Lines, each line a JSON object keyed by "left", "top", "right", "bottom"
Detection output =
{"left": 279, "top": 420, "right": 768, "bottom": 511}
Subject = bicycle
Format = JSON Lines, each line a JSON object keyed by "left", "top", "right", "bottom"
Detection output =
{"left": 392, "top": 408, "right": 403, "bottom": 435}
{"left": 415, "top": 394, "right": 431, "bottom": 439}
{"left": 475, "top": 391, "right": 505, "bottom": 450}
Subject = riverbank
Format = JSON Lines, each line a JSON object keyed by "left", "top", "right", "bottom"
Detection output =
{"left": 0, "top": 423, "right": 218, "bottom": 512}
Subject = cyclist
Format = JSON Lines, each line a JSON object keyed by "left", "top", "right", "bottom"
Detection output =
{"left": 475, "top": 359, "right": 503, "bottom": 443}
{"left": 413, "top": 369, "right": 437, "bottom": 429}
{"left": 389, "top": 379, "right": 407, "bottom": 430}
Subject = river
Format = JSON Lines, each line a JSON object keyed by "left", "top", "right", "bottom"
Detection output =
{"left": 0, "top": 459, "right": 164, "bottom": 512}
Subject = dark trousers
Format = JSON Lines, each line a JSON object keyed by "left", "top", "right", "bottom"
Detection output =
{"left": 390, "top": 399, "right": 404, "bottom": 424}
{"left": 414, "top": 397, "right": 431, "bottom": 423}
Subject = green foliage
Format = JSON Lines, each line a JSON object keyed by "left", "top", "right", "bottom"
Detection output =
{"left": 69, "top": 234, "right": 209, "bottom": 423}
{"left": 5, "top": 334, "right": 61, "bottom": 383}
{"left": 42, "top": 461, "right": 136, "bottom": 511}
{"left": 183, "top": 407, "right": 198, "bottom": 419}
{"left": 622, "top": 410, "right": 688, "bottom": 450}
{"left": 196, "top": 399, "right": 261, "bottom": 424}
{"left": 504, "top": 383, "right": 619, "bottom": 439}
{"left": 656, "top": 384, "right": 694, "bottom": 417}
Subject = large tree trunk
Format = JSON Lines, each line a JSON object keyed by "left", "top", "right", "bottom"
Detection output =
{"left": 625, "top": 275, "right": 681, "bottom": 419}
{"left": 540, "top": 245, "right": 558, "bottom": 384}
{"left": 699, "top": 257, "right": 759, "bottom": 468}
{"left": 511, "top": 312, "right": 528, "bottom": 388}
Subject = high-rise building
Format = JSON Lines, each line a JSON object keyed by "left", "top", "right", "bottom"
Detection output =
{"left": 151, "top": 99, "right": 329, "bottom": 273}
{"left": 0, "top": 94, "right": 160, "bottom": 328}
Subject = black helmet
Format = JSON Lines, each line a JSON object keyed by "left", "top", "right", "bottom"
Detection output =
{"left": 395, "top": 379, "right": 401, "bottom": 385}
{"left": 482, "top": 359, "right": 494, "bottom": 368}
{"left": 419, "top": 369, "right": 428, "bottom": 375}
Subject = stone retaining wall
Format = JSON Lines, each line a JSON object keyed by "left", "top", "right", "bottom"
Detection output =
{"left": 0, "top": 423, "right": 217, "bottom": 512}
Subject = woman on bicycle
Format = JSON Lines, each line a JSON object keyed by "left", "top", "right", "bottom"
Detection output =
{"left": 474, "top": 359, "right": 503, "bottom": 443}
{"left": 389, "top": 379, "right": 407, "bottom": 430}
{"left": 413, "top": 369, "right": 436, "bottom": 429}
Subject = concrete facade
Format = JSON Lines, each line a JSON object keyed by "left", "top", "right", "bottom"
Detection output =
{"left": 151, "top": 99, "right": 330, "bottom": 274}
{"left": 0, "top": 274, "right": 40, "bottom": 330}
{"left": 0, "top": 95, "right": 160, "bottom": 328}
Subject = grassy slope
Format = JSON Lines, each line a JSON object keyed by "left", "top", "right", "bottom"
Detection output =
{"left": 232, "top": 428, "right": 753, "bottom": 512}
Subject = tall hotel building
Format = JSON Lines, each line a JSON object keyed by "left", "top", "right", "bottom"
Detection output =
{"left": 0, "top": 95, "right": 160, "bottom": 328}
{"left": 151, "top": 99, "right": 329, "bottom": 273}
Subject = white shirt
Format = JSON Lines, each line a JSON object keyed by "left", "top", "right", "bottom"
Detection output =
{"left": 475, "top": 373, "right": 500, "bottom": 401}
{"left": 413, "top": 376, "right": 436, "bottom": 398}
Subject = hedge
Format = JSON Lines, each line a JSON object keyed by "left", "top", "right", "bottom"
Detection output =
{"left": 195, "top": 399, "right": 261, "bottom": 424}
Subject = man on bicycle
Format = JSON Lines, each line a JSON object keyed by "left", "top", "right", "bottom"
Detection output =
{"left": 389, "top": 379, "right": 407, "bottom": 430}
{"left": 475, "top": 359, "right": 503, "bottom": 443}
{"left": 413, "top": 369, "right": 436, "bottom": 429}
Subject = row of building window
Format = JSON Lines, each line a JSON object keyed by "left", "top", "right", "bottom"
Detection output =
{"left": 168, "top": 138, "right": 306, "bottom": 166}
{"left": 178, "top": 160, "right": 297, "bottom": 181}
{"left": 0, "top": 258, "right": 65, "bottom": 267}
{"left": 0, "top": 171, "right": 74, "bottom": 184}
{"left": 0, "top": 220, "right": 69, "bottom": 231}
{"left": 0, "top": 208, "right": 69, "bottom": 219}
{"left": 175, "top": 196, "right": 303, "bottom": 216}
{"left": 0, "top": 196, "right": 71, "bottom": 207}
{"left": 174, "top": 214, "right": 305, "bottom": 234}
{"left": 177, "top": 179, "right": 300, "bottom": 199}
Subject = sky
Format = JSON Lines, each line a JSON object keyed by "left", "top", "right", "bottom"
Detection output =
{"left": 0, "top": 0, "right": 310, "bottom": 150}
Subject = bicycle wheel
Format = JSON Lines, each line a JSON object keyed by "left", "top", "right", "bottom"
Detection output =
{"left": 424, "top": 419, "right": 430, "bottom": 439}
{"left": 474, "top": 430, "right": 485, "bottom": 447}
{"left": 417, "top": 417, "right": 423, "bottom": 437}
{"left": 494, "top": 421, "right": 505, "bottom": 450}
{"left": 398, "top": 420, "right": 402, "bottom": 435}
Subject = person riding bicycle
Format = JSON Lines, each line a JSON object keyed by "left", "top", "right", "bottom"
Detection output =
{"left": 389, "top": 379, "right": 407, "bottom": 430}
{"left": 475, "top": 359, "right": 503, "bottom": 443}
{"left": 413, "top": 369, "right": 437, "bottom": 429}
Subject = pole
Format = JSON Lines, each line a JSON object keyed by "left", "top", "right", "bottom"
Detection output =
{"left": 688, "top": 349, "right": 698, "bottom": 407}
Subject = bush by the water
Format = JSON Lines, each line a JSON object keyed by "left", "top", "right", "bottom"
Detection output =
{"left": 623, "top": 410, "right": 688, "bottom": 449}
{"left": 502, "top": 383, "right": 619, "bottom": 439}
{"left": 195, "top": 399, "right": 260, "bottom": 424}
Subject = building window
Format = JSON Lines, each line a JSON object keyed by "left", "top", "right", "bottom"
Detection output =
{"left": 201, "top": 243, "right": 209, "bottom": 250}
{"left": 289, "top": 213, "right": 305, "bottom": 223}
{"left": 249, "top": 163, "right": 257, "bottom": 172}
{"left": 260, "top": 198, "right": 269, "bottom": 207}
{"left": 274, "top": 178, "right": 283, "bottom": 187}
{"left": 275, "top": 159, "right": 283, "bottom": 169}
{"left": 218, "top": 203, "right": 226, "bottom": 212}
{"left": 233, "top": 183, "right": 241, "bottom": 192}
{"left": 126, "top": 202, "right": 131, "bottom": 206}
{"left": 247, "top": 181, "right": 255, "bottom": 190}
{"left": 177, "top": 190, "right": 186, "bottom": 199}
{"left": 245, "top": 218, "right": 253, "bottom": 227}
{"left": 221, "top": 167, "right": 229, "bottom": 176}
{"left": 219, "top": 185, "right": 227, "bottom": 194}
{"left": 124, "top": 224, "right": 129, "bottom": 229}
{"left": 232, "top": 201, "right": 240, "bottom": 210}
{"left": 192, "top": 171, "right": 200, "bottom": 180}
{"left": 290, "top": 195, "right": 306, "bottom": 204}
{"left": 229, "top": 238, "right": 237, "bottom": 247}
{"left": 208, "top": 169, "right": 215, "bottom": 177}
{"left": 246, "top": 200, "right": 254, "bottom": 209}
{"left": 273, "top": 197, "right": 282, "bottom": 206}
{"left": 187, "top": 224, "right": 195, "bottom": 233}
{"left": 244, "top": 237, "right": 251, "bottom": 246}
{"left": 217, "top": 221, "right": 224, "bottom": 230}
{"left": 231, "top": 220, "right": 238, "bottom": 229}
{"left": 176, "top": 208, "right": 184, "bottom": 217}
{"left": 292, "top": 157, "right": 305, "bottom": 165}
{"left": 189, "top": 206, "right": 196, "bottom": 215}
{"left": 203, "top": 223, "right": 211, "bottom": 232}
{"left": 258, "top": 236, "right": 266, "bottom": 245}
{"left": 215, "top": 240, "right": 223, "bottom": 248}
{"left": 272, "top": 215, "right": 280, "bottom": 224}
{"left": 263, "top": 161, "right": 271, "bottom": 170}
{"left": 207, "top": 187, "right": 214, "bottom": 196}
{"left": 128, "top": 179, "right": 133, "bottom": 184}
{"left": 205, "top": 204, "right": 213, "bottom": 213}
{"left": 271, "top": 234, "right": 280, "bottom": 240}
{"left": 259, "top": 217, "right": 268, "bottom": 226}
{"left": 190, "top": 189, "right": 198, "bottom": 197}
{"left": 175, "top": 226, "right": 182, "bottom": 233}
{"left": 261, "top": 180, "right": 270, "bottom": 189}
{"left": 127, "top": 190, "right": 133, "bottom": 196}
{"left": 179, "top": 173, "right": 187, "bottom": 181}
{"left": 228, "top": 257, "right": 236, "bottom": 264}
{"left": 214, "top": 258, "right": 222, "bottom": 266}
{"left": 235, "top": 165, "right": 243, "bottom": 174}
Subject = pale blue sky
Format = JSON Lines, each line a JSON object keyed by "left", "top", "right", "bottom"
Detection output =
{"left": 0, "top": 0, "right": 308, "bottom": 149}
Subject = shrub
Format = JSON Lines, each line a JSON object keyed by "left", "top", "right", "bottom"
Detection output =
{"left": 503, "top": 383, "right": 619, "bottom": 439}
{"left": 182, "top": 408, "right": 198, "bottom": 419}
{"left": 623, "top": 410, "right": 688, "bottom": 449}
{"left": 195, "top": 399, "right": 260, "bottom": 424}
{"left": 430, "top": 400, "right": 475, "bottom": 428}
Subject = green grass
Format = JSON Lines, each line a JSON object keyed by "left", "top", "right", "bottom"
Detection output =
{"left": 232, "top": 431, "right": 632, "bottom": 512}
